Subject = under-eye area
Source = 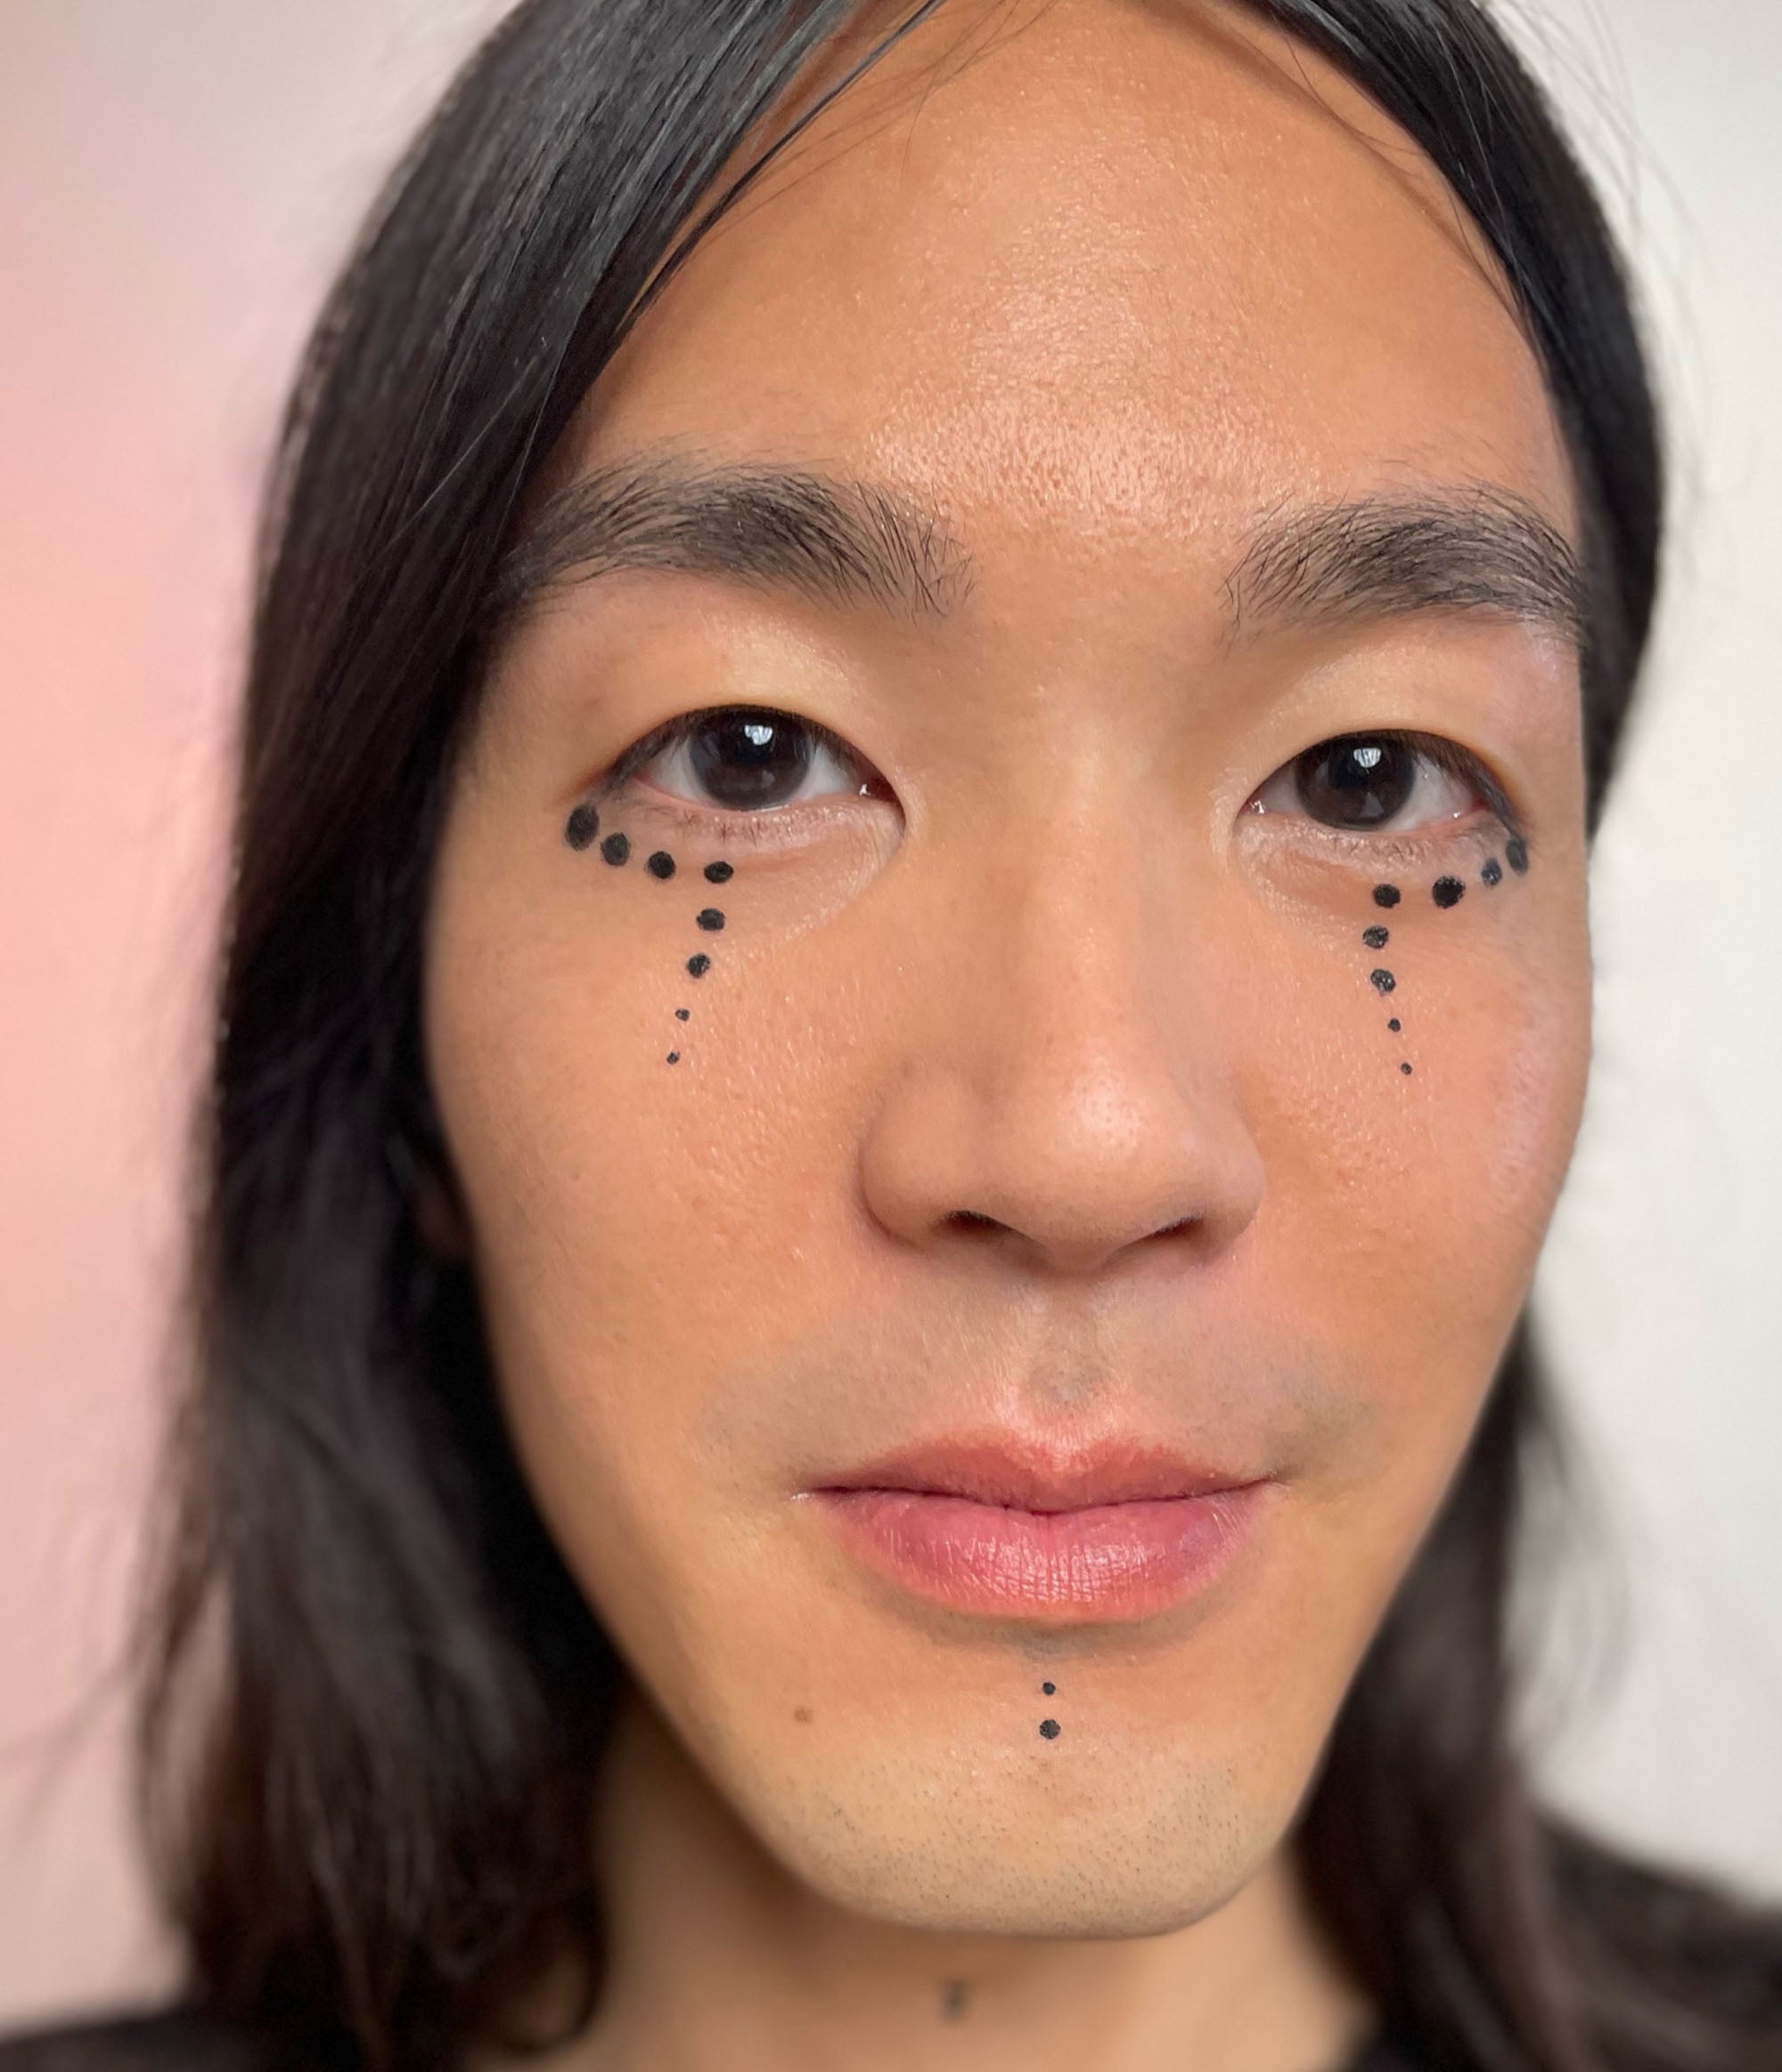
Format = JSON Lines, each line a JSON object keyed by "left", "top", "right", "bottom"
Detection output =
{"left": 1237, "top": 728, "right": 1529, "bottom": 915}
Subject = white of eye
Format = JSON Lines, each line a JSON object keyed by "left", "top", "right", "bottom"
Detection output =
{"left": 1249, "top": 739, "right": 1480, "bottom": 831}
{"left": 642, "top": 717, "right": 868, "bottom": 811}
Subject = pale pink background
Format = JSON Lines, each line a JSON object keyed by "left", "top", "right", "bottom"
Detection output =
{"left": 3, "top": 0, "right": 1778, "bottom": 2035}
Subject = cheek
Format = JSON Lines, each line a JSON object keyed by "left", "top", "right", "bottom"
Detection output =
{"left": 1234, "top": 841, "right": 1590, "bottom": 1504}
{"left": 421, "top": 795, "right": 895, "bottom": 1544}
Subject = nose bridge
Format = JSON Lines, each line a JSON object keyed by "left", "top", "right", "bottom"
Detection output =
{"left": 857, "top": 791, "right": 1265, "bottom": 1276}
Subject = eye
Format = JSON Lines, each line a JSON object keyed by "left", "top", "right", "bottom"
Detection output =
{"left": 615, "top": 706, "right": 887, "bottom": 815}
{"left": 1247, "top": 730, "right": 1497, "bottom": 832}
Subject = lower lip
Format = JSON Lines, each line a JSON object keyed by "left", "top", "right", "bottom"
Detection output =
{"left": 814, "top": 1482, "right": 1266, "bottom": 1622}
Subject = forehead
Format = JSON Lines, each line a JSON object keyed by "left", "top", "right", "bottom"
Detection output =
{"left": 579, "top": 0, "right": 1574, "bottom": 563}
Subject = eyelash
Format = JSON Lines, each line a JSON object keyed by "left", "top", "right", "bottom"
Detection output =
{"left": 593, "top": 710, "right": 1521, "bottom": 846}
{"left": 1251, "top": 729, "right": 1522, "bottom": 834}
{"left": 596, "top": 706, "right": 879, "bottom": 845}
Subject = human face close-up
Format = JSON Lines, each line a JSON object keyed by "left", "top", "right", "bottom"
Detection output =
{"left": 423, "top": 0, "right": 1590, "bottom": 1944}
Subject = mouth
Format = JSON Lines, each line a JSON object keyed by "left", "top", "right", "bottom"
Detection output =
{"left": 809, "top": 1435, "right": 1271, "bottom": 1623}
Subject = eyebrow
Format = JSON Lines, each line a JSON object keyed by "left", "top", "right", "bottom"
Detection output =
{"left": 1224, "top": 485, "right": 1585, "bottom": 645}
{"left": 489, "top": 456, "right": 1583, "bottom": 649}
{"left": 486, "top": 454, "right": 975, "bottom": 624}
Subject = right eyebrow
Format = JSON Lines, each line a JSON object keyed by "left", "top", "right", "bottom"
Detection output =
{"left": 486, "top": 453, "right": 975, "bottom": 625}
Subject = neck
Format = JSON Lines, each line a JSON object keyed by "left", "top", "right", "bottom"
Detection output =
{"left": 503, "top": 1690, "right": 1373, "bottom": 2072}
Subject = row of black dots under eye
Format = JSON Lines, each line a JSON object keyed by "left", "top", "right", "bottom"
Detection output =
{"left": 1364, "top": 836, "right": 1528, "bottom": 1073}
{"left": 563, "top": 801, "right": 734, "bottom": 1063}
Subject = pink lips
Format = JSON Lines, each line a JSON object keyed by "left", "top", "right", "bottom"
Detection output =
{"left": 812, "top": 1438, "right": 1269, "bottom": 1622}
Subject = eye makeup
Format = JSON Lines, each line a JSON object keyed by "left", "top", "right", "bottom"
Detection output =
{"left": 564, "top": 801, "right": 738, "bottom": 1065}
{"left": 1354, "top": 838, "right": 1532, "bottom": 1078}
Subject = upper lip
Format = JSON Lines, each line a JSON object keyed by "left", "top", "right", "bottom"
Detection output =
{"left": 814, "top": 1432, "right": 1263, "bottom": 1513}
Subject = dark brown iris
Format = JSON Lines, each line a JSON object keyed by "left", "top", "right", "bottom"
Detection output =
{"left": 1293, "top": 735, "right": 1415, "bottom": 828}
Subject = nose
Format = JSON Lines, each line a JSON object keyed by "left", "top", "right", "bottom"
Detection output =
{"left": 857, "top": 813, "right": 1265, "bottom": 1281}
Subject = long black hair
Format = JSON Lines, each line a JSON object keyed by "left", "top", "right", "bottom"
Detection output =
{"left": 135, "top": 3, "right": 1781, "bottom": 2068}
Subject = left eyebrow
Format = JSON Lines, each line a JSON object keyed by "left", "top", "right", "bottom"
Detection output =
{"left": 1223, "top": 485, "right": 1585, "bottom": 646}
{"left": 486, "top": 453, "right": 974, "bottom": 625}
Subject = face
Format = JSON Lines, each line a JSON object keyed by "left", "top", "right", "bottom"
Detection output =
{"left": 423, "top": 0, "right": 1590, "bottom": 1937}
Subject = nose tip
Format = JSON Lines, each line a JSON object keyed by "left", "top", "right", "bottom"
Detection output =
{"left": 860, "top": 1031, "right": 1266, "bottom": 1283}
{"left": 855, "top": 805, "right": 1267, "bottom": 1284}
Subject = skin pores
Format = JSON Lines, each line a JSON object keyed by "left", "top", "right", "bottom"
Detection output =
{"left": 424, "top": 0, "right": 1590, "bottom": 1954}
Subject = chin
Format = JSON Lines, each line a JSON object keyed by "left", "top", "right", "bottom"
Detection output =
{"left": 716, "top": 1722, "right": 1276, "bottom": 1940}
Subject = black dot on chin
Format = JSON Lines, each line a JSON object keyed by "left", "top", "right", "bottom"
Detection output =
{"left": 1432, "top": 876, "right": 1466, "bottom": 909}
{"left": 1388, "top": 1017, "right": 1402, "bottom": 1032}
{"left": 940, "top": 1980, "right": 971, "bottom": 2023}
{"left": 674, "top": 1007, "right": 690, "bottom": 1021}
{"left": 1373, "top": 884, "right": 1402, "bottom": 909}
{"left": 704, "top": 860, "right": 734, "bottom": 883}
{"left": 696, "top": 908, "right": 726, "bottom": 932}
{"left": 1362, "top": 925, "right": 1390, "bottom": 950}
{"left": 686, "top": 953, "right": 711, "bottom": 977}
{"left": 1481, "top": 856, "right": 1504, "bottom": 886}
{"left": 563, "top": 803, "right": 599, "bottom": 851}
{"left": 1038, "top": 1718, "right": 1061, "bottom": 1741}
{"left": 646, "top": 850, "right": 675, "bottom": 879}
{"left": 666, "top": 1051, "right": 680, "bottom": 1065}
{"left": 1369, "top": 968, "right": 1396, "bottom": 994}
{"left": 1506, "top": 835, "right": 1530, "bottom": 874}
{"left": 1041, "top": 1681, "right": 1056, "bottom": 1696}
{"left": 600, "top": 831, "right": 630, "bottom": 867}
{"left": 1401, "top": 1062, "right": 1413, "bottom": 1075}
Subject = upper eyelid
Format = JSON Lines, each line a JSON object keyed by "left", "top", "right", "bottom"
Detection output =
{"left": 601, "top": 706, "right": 864, "bottom": 795}
{"left": 1265, "top": 730, "right": 1523, "bottom": 835}
{"left": 601, "top": 713, "right": 1524, "bottom": 839}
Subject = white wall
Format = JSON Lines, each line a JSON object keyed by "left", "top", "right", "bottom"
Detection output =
{"left": 1516, "top": 0, "right": 1782, "bottom": 1893}
{"left": 0, "top": 0, "right": 1775, "bottom": 2031}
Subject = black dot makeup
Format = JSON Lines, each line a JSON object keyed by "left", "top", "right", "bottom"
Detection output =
{"left": 646, "top": 849, "right": 676, "bottom": 879}
{"left": 600, "top": 831, "right": 630, "bottom": 867}
{"left": 1432, "top": 875, "right": 1466, "bottom": 909}
{"left": 666, "top": 1051, "right": 681, "bottom": 1064}
{"left": 1481, "top": 855, "right": 1503, "bottom": 886}
{"left": 1388, "top": 1017, "right": 1402, "bottom": 1032}
{"left": 703, "top": 860, "right": 733, "bottom": 884}
{"left": 1505, "top": 835, "right": 1530, "bottom": 874}
{"left": 1362, "top": 925, "right": 1390, "bottom": 950}
{"left": 1401, "top": 1062, "right": 1413, "bottom": 1075}
{"left": 686, "top": 953, "right": 711, "bottom": 977}
{"left": 1373, "top": 884, "right": 1402, "bottom": 909}
{"left": 1370, "top": 968, "right": 1396, "bottom": 994}
{"left": 1041, "top": 1682, "right": 1056, "bottom": 1696}
{"left": 695, "top": 908, "right": 725, "bottom": 932}
{"left": 1038, "top": 1718, "right": 1060, "bottom": 1741}
{"left": 563, "top": 803, "right": 600, "bottom": 851}
{"left": 674, "top": 1007, "right": 690, "bottom": 1021}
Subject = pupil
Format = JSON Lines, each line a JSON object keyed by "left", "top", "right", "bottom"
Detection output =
{"left": 688, "top": 709, "right": 813, "bottom": 809}
{"left": 1294, "top": 735, "right": 1414, "bottom": 827}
